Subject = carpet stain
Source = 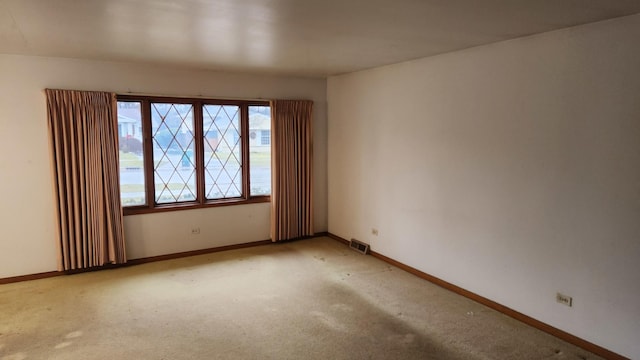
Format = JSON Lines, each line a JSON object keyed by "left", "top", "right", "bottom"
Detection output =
{"left": 307, "top": 283, "right": 467, "bottom": 359}
{"left": 310, "top": 311, "right": 348, "bottom": 332}
{"left": 66, "top": 331, "right": 83, "bottom": 339}
{"left": 55, "top": 341, "right": 72, "bottom": 349}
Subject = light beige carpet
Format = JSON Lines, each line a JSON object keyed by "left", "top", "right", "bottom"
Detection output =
{"left": 0, "top": 237, "right": 601, "bottom": 360}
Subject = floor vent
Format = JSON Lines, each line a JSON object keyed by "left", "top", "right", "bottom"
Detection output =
{"left": 349, "top": 239, "right": 370, "bottom": 255}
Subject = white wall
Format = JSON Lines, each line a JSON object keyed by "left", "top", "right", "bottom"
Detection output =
{"left": 328, "top": 15, "right": 640, "bottom": 359}
{"left": 0, "top": 55, "right": 327, "bottom": 278}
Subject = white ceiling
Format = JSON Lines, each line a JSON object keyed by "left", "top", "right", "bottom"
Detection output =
{"left": 1, "top": 0, "right": 640, "bottom": 77}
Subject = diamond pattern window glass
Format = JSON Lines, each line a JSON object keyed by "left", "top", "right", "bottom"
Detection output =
{"left": 203, "top": 105, "right": 242, "bottom": 199}
{"left": 151, "top": 102, "right": 196, "bottom": 204}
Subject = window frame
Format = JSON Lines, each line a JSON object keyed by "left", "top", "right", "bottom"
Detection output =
{"left": 117, "top": 95, "right": 270, "bottom": 215}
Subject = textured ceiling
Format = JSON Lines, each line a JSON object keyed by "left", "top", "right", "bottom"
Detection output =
{"left": 1, "top": 0, "right": 640, "bottom": 77}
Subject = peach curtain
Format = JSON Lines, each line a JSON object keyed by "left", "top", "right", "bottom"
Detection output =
{"left": 270, "top": 100, "right": 314, "bottom": 241}
{"left": 46, "top": 89, "right": 126, "bottom": 270}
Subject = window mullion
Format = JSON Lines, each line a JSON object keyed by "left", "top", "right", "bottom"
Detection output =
{"left": 194, "top": 101, "right": 205, "bottom": 204}
{"left": 142, "top": 99, "right": 155, "bottom": 209}
{"left": 241, "top": 103, "right": 250, "bottom": 199}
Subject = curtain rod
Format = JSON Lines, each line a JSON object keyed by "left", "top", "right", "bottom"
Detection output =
{"left": 44, "top": 89, "right": 312, "bottom": 102}
{"left": 43, "top": 88, "right": 272, "bottom": 102}
{"left": 119, "top": 90, "right": 272, "bottom": 102}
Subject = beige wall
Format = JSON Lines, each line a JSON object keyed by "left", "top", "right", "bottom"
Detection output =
{"left": 0, "top": 55, "right": 327, "bottom": 277}
{"left": 328, "top": 15, "right": 640, "bottom": 359}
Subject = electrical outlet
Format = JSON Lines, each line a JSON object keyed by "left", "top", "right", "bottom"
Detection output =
{"left": 556, "top": 292, "right": 572, "bottom": 307}
{"left": 371, "top": 228, "right": 379, "bottom": 236}
{"left": 191, "top": 227, "right": 200, "bottom": 235}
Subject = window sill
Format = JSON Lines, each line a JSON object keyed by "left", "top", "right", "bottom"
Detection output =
{"left": 123, "top": 196, "right": 270, "bottom": 216}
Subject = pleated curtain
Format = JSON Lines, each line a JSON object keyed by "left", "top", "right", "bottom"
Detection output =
{"left": 46, "top": 89, "right": 127, "bottom": 270}
{"left": 270, "top": 100, "right": 314, "bottom": 242}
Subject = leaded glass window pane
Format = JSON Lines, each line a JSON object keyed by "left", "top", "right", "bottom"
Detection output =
{"left": 151, "top": 103, "right": 196, "bottom": 204}
{"left": 203, "top": 105, "right": 242, "bottom": 199}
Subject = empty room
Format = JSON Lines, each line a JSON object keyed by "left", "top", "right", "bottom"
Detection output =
{"left": 1, "top": 1, "right": 639, "bottom": 359}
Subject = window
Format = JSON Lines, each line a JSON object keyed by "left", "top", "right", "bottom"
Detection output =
{"left": 261, "top": 130, "right": 271, "bottom": 145}
{"left": 151, "top": 102, "right": 196, "bottom": 204}
{"left": 117, "top": 101, "right": 146, "bottom": 206}
{"left": 249, "top": 106, "right": 271, "bottom": 196}
{"left": 202, "top": 104, "right": 241, "bottom": 199}
{"left": 117, "top": 96, "right": 270, "bottom": 214}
